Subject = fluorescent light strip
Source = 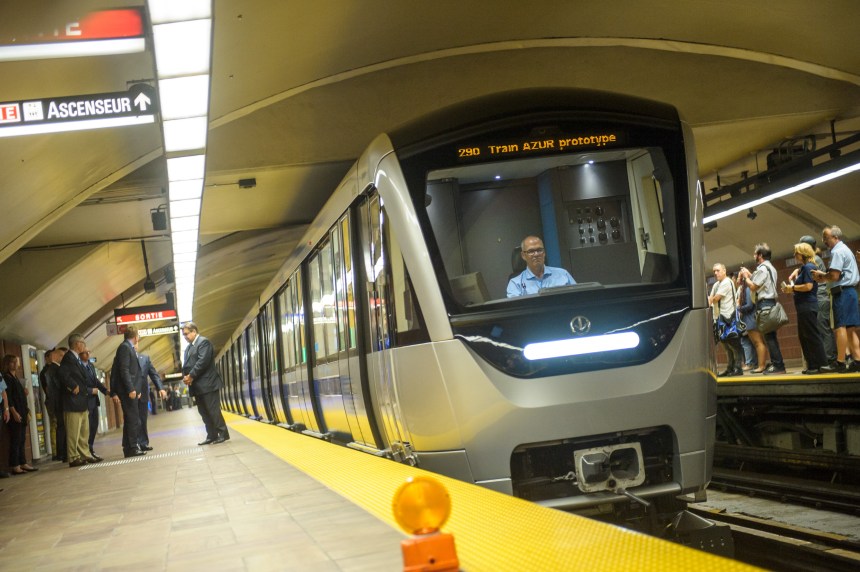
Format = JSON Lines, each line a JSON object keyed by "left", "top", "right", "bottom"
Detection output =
{"left": 163, "top": 116, "right": 208, "bottom": 152}
{"left": 0, "top": 38, "right": 145, "bottom": 62}
{"left": 167, "top": 155, "right": 206, "bottom": 181}
{"left": 158, "top": 75, "right": 210, "bottom": 120}
{"left": 149, "top": 0, "right": 211, "bottom": 24}
{"left": 523, "top": 332, "right": 640, "bottom": 361}
{"left": 169, "top": 216, "right": 199, "bottom": 232}
{"left": 702, "top": 161, "right": 860, "bottom": 224}
{"left": 152, "top": 20, "right": 212, "bottom": 78}
{"left": 0, "top": 115, "right": 154, "bottom": 138}
{"left": 168, "top": 179, "right": 203, "bottom": 201}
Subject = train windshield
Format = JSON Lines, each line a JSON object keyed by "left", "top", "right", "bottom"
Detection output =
{"left": 419, "top": 128, "right": 685, "bottom": 311}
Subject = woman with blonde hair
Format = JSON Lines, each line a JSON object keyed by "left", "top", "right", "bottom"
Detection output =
{"left": 782, "top": 243, "right": 831, "bottom": 374}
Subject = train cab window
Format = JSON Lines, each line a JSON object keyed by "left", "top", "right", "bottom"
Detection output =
{"left": 421, "top": 144, "right": 681, "bottom": 310}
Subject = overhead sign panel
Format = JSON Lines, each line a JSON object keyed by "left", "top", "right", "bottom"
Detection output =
{"left": 0, "top": 9, "right": 145, "bottom": 62}
{"left": 114, "top": 302, "right": 177, "bottom": 326}
{"left": 0, "top": 84, "right": 157, "bottom": 138}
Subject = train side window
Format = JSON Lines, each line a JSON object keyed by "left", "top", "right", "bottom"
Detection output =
{"left": 332, "top": 216, "right": 355, "bottom": 352}
{"left": 309, "top": 241, "right": 339, "bottom": 360}
{"left": 340, "top": 215, "right": 357, "bottom": 349}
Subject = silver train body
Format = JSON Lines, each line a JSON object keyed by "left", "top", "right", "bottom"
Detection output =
{"left": 217, "top": 89, "right": 714, "bottom": 525}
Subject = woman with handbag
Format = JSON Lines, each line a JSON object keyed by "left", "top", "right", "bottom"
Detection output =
{"left": 736, "top": 277, "right": 763, "bottom": 371}
{"left": 739, "top": 243, "right": 786, "bottom": 375}
{"left": 782, "top": 242, "right": 830, "bottom": 374}
{"left": 709, "top": 263, "right": 744, "bottom": 377}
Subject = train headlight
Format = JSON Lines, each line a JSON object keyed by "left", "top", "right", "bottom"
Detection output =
{"left": 523, "top": 332, "right": 640, "bottom": 360}
{"left": 392, "top": 476, "right": 451, "bottom": 535}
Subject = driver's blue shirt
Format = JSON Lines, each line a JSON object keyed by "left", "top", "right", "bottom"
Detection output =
{"left": 507, "top": 266, "right": 576, "bottom": 297}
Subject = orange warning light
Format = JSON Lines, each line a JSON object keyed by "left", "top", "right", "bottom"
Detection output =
{"left": 393, "top": 476, "right": 459, "bottom": 572}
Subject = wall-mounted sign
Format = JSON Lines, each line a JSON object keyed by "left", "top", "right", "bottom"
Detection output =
{"left": 139, "top": 325, "right": 181, "bottom": 338}
{"left": 114, "top": 302, "right": 177, "bottom": 326}
{"left": 0, "top": 84, "right": 157, "bottom": 138}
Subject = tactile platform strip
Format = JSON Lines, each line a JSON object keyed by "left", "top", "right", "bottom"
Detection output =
{"left": 78, "top": 447, "right": 204, "bottom": 470}
{"left": 225, "top": 413, "right": 760, "bottom": 572}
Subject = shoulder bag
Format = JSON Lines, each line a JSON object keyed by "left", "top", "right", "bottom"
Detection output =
{"left": 755, "top": 265, "right": 789, "bottom": 334}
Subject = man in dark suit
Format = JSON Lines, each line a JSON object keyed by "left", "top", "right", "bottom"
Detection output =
{"left": 79, "top": 349, "right": 109, "bottom": 461}
{"left": 41, "top": 347, "right": 68, "bottom": 462}
{"left": 134, "top": 344, "right": 166, "bottom": 451}
{"left": 181, "top": 321, "right": 229, "bottom": 445}
{"left": 57, "top": 334, "right": 99, "bottom": 467}
{"left": 111, "top": 326, "right": 145, "bottom": 457}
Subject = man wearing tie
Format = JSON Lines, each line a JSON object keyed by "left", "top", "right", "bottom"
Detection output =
{"left": 135, "top": 343, "right": 166, "bottom": 451}
{"left": 57, "top": 334, "right": 99, "bottom": 467}
{"left": 181, "top": 322, "right": 229, "bottom": 445}
{"left": 80, "top": 349, "right": 109, "bottom": 461}
{"left": 111, "top": 326, "right": 145, "bottom": 457}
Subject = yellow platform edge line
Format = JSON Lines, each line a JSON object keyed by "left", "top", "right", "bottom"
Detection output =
{"left": 224, "top": 413, "right": 761, "bottom": 572}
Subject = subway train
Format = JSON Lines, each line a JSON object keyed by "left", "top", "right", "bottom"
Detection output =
{"left": 216, "top": 88, "right": 714, "bottom": 534}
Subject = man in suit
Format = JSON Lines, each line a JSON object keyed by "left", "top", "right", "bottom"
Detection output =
{"left": 57, "top": 334, "right": 99, "bottom": 467}
{"left": 79, "top": 349, "right": 109, "bottom": 461}
{"left": 134, "top": 343, "right": 166, "bottom": 451}
{"left": 41, "top": 347, "right": 68, "bottom": 462}
{"left": 111, "top": 326, "right": 145, "bottom": 457}
{"left": 182, "top": 321, "right": 229, "bottom": 445}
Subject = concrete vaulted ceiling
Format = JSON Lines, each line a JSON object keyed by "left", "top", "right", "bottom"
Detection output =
{"left": 1, "top": 0, "right": 859, "bottom": 374}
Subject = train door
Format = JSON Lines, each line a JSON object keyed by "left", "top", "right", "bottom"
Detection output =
{"left": 335, "top": 212, "right": 378, "bottom": 449}
{"left": 238, "top": 333, "right": 259, "bottom": 418}
{"left": 262, "top": 299, "right": 288, "bottom": 424}
{"left": 280, "top": 272, "right": 320, "bottom": 432}
{"left": 247, "top": 323, "right": 267, "bottom": 420}
{"left": 358, "top": 191, "right": 415, "bottom": 462}
{"left": 229, "top": 345, "right": 244, "bottom": 415}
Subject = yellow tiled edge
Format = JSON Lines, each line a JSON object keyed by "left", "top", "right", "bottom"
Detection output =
{"left": 225, "top": 413, "right": 760, "bottom": 571}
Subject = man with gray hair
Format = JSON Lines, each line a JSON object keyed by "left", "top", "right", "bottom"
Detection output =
{"left": 57, "top": 334, "right": 97, "bottom": 466}
{"left": 814, "top": 225, "right": 860, "bottom": 372}
{"left": 182, "top": 321, "right": 229, "bottom": 445}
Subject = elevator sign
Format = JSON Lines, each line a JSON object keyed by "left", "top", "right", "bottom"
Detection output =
{"left": 0, "top": 84, "right": 157, "bottom": 137}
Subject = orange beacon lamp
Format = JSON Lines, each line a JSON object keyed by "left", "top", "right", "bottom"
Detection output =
{"left": 393, "top": 476, "right": 460, "bottom": 572}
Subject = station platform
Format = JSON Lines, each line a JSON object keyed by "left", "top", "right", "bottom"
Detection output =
{"left": 0, "top": 407, "right": 758, "bottom": 571}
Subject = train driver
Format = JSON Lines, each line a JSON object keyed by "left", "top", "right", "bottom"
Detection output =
{"left": 507, "top": 236, "right": 576, "bottom": 297}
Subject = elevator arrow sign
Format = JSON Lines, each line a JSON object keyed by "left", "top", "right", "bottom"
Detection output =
{"left": 0, "top": 83, "right": 158, "bottom": 138}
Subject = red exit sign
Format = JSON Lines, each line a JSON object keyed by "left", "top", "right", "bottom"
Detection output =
{"left": 0, "top": 103, "right": 20, "bottom": 123}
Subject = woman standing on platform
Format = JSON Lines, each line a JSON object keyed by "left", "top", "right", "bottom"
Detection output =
{"left": 782, "top": 243, "right": 831, "bottom": 374}
{"left": 2, "top": 355, "right": 38, "bottom": 475}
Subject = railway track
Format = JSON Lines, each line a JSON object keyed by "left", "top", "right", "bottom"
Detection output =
{"left": 710, "top": 467, "right": 860, "bottom": 516}
{"left": 689, "top": 505, "right": 860, "bottom": 571}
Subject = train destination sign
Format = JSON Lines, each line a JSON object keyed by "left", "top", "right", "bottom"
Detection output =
{"left": 0, "top": 84, "right": 157, "bottom": 138}
{"left": 456, "top": 131, "right": 626, "bottom": 161}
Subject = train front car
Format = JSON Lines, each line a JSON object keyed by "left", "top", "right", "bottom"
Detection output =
{"left": 383, "top": 89, "right": 713, "bottom": 534}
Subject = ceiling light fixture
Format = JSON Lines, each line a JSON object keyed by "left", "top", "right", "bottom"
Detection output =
{"left": 147, "top": 0, "right": 212, "bottom": 344}
{"left": 703, "top": 138, "right": 860, "bottom": 224}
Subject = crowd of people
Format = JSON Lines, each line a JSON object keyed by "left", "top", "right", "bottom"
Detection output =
{"left": 711, "top": 225, "right": 860, "bottom": 376}
{"left": 1, "top": 321, "right": 228, "bottom": 484}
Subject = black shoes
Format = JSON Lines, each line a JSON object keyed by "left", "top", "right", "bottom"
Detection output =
{"left": 211, "top": 437, "right": 226, "bottom": 444}
{"left": 139, "top": 445, "right": 153, "bottom": 451}
{"left": 89, "top": 453, "right": 103, "bottom": 462}
{"left": 69, "top": 459, "right": 87, "bottom": 467}
{"left": 198, "top": 439, "right": 214, "bottom": 446}
{"left": 200, "top": 434, "right": 230, "bottom": 445}
{"left": 763, "top": 365, "right": 786, "bottom": 375}
{"left": 124, "top": 449, "right": 146, "bottom": 458}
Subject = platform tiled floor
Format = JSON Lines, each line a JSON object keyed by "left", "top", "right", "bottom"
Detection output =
{"left": 0, "top": 407, "right": 403, "bottom": 571}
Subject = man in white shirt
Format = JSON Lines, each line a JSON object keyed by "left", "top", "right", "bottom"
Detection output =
{"left": 708, "top": 263, "right": 744, "bottom": 376}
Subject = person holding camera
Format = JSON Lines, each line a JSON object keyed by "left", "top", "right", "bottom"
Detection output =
{"left": 813, "top": 225, "right": 860, "bottom": 373}
{"left": 738, "top": 243, "right": 786, "bottom": 375}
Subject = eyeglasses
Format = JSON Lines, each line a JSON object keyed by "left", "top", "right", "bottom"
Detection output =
{"left": 523, "top": 248, "right": 545, "bottom": 256}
